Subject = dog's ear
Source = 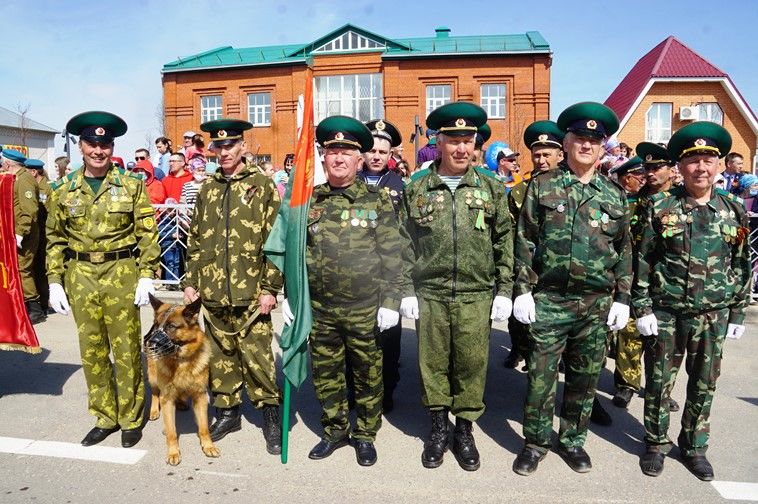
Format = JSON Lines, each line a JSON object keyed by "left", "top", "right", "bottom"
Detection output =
{"left": 183, "top": 296, "right": 202, "bottom": 322}
{"left": 149, "top": 293, "right": 163, "bottom": 311}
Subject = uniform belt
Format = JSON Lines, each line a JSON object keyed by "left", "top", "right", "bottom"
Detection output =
{"left": 67, "top": 248, "right": 135, "bottom": 264}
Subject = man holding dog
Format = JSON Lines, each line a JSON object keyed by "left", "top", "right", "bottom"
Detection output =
{"left": 46, "top": 111, "right": 160, "bottom": 448}
{"left": 182, "top": 118, "right": 284, "bottom": 455}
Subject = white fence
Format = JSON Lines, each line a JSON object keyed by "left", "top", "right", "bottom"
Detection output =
{"left": 153, "top": 203, "right": 192, "bottom": 287}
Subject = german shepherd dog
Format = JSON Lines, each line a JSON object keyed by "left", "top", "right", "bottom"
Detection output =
{"left": 145, "top": 294, "right": 220, "bottom": 465}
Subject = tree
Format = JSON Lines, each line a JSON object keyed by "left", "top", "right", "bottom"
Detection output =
{"left": 16, "top": 102, "right": 31, "bottom": 147}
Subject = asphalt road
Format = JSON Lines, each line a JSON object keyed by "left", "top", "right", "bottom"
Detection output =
{"left": 1, "top": 298, "right": 756, "bottom": 503}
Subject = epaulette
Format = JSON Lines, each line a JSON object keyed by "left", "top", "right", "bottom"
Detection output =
{"left": 50, "top": 171, "right": 76, "bottom": 191}
{"left": 650, "top": 190, "right": 671, "bottom": 202}
{"left": 474, "top": 166, "right": 498, "bottom": 180}
{"left": 716, "top": 187, "right": 743, "bottom": 204}
{"left": 409, "top": 167, "right": 430, "bottom": 183}
{"left": 125, "top": 170, "right": 143, "bottom": 180}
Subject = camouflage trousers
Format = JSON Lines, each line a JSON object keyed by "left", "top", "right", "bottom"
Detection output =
{"left": 204, "top": 306, "right": 280, "bottom": 409}
{"left": 18, "top": 229, "right": 39, "bottom": 301}
{"left": 310, "top": 304, "right": 382, "bottom": 442}
{"left": 644, "top": 308, "right": 727, "bottom": 457}
{"left": 417, "top": 296, "right": 491, "bottom": 421}
{"left": 65, "top": 258, "right": 144, "bottom": 430}
{"left": 524, "top": 292, "right": 612, "bottom": 454}
{"left": 614, "top": 318, "right": 644, "bottom": 392}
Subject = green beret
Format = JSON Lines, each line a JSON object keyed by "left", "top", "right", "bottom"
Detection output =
{"left": 524, "top": 120, "right": 564, "bottom": 149}
{"left": 557, "top": 102, "right": 619, "bottom": 139}
{"left": 610, "top": 156, "right": 644, "bottom": 176}
{"left": 66, "top": 111, "right": 127, "bottom": 143}
{"left": 200, "top": 118, "right": 253, "bottom": 146}
{"left": 426, "top": 102, "right": 487, "bottom": 136}
{"left": 316, "top": 115, "right": 373, "bottom": 152}
{"left": 635, "top": 142, "right": 673, "bottom": 166}
{"left": 365, "top": 119, "right": 402, "bottom": 147}
{"left": 476, "top": 124, "right": 491, "bottom": 147}
{"left": 667, "top": 121, "right": 732, "bottom": 160}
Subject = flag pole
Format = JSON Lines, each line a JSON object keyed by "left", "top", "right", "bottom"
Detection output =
{"left": 281, "top": 378, "right": 291, "bottom": 464}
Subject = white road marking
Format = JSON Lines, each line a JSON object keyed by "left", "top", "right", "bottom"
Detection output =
{"left": 712, "top": 481, "right": 758, "bottom": 501}
{"left": 0, "top": 436, "right": 146, "bottom": 465}
{"left": 197, "top": 470, "right": 248, "bottom": 479}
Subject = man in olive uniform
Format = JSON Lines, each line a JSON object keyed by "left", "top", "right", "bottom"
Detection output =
{"left": 357, "top": 118, "right": 405, "bottom": 413}
{"left": 46, "top": 111, "right": 160, "bottom": 447}
{"left": 182, "top": 118, "right": 284, "bottom": 455}
{"left": 25, "top": 158, "right": 52, "bottom": 312}
{"left": 512, "top": 102, "right": 632, "bottom": 475}
{"left": 400, "top": 102, "right": 514, "bottom": 471}
{"left": 284, "top": 116, "right": 402, "bottom": 466}
{"left": 633, "top": 122, "right": 750, "bottom": 481}
{"left": 2, "top": 149, "right": 45, "bottom": 324}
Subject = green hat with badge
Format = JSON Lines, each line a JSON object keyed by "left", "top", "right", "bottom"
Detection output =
{"left": 610, "top": 156, "right": 644, "bottom": 176}
{"left": 200, "top": 118, "right": 253, "bottom": 147}
{"left": 426, "top": 101, "right": 487, "bottom": 137}
{"left": 667, "top": 121, "right": 732, "bottom": 160}
{"left": 524, "top": 120, "right": 564, "bottom": 149}
{"left": 635, "top": 142, "right": 673, "bottom": 167}
{"left": 365, "top": 119, "right": 402, "bottom": 147}
{"left": 316, "top": 115, "right": 373, "bottom": 152}
{"left": 475, "top": 124, "right": 491, "bottom": 147}
{"left": 557, "top": 102, "right": 619, "bottom": 139}
{"left": 66, "top": 111, "right": 127, "bottom": 143}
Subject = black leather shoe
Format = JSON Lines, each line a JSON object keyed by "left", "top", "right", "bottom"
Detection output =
{"left": 612, "top": 388, "right": 634, "bottom": 408}
{"left": 353, "top": 440, "right": 377, "bottom": 466}
{"left": 26, "top": 301, "right": 47, "bottom": 325}
{"left": 421, "top": 410, "right": 449, "bottom": 469}
{"left": 682, "top": 454, "right": 714, "bottom": 481}
{"left": 262, "top": 406, "right": 282, "bottom": 455}
{"left": 503, "top": 350, "right": 523, "bottom": 369}
{"left": 590, "top": 397, "right": 613, "bottom": 426}
{"left": 640, "top": 449, "right": 665, "bottom": 476}
{"left": 557, "top": 445, "right": 592, "bottom": 473}
{"left": 121, "top": 428, "right": 142, "bottom": 448}
{"left": 666, "top": 397, "right": 680, "bottom": 412}
{"left": 308, "top": 437, "right": 349, "bottom": 460}
{"left": 513, "top": 447, "right": 546, "bottom": 476}
{"left": 210, "top": 406, "right": 241, "bottom": 442}
{"left": 452, "top": 418, "right": 480, "bottom": 471}
{"left": 81, "top": 426, "right": 119, "bottom": 446}
{"left": 382, "top": 394, "right": 394, "bottom": 414}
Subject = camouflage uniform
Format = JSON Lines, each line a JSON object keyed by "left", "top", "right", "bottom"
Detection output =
{"left": 505, "top": 175, "right": 533, "bottom": 363}
{"left": 400, "top": 161, "right": 513, "bottom": 420}
{"left": 183, "top": 164, "right": 283, "bottom": 409}
{"left": 14, "top": 168, "right": 40, "bottom": 301}
{"left": 306, "top": 180, "right": 402, "bottom": 442}
{"left": 632, "top": 186, "right": 750, "bottom": 457}
{"left": 514, "top": 162, "right": 631, "bottom": 454}
{"left": 47, "top": 166, "right": 160, "bottom": 430}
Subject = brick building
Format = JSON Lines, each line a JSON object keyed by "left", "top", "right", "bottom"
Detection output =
{"left": 162, "top": 24, "right": 551, "bottom": 167}
{"left": 605, "top": 36, "right": 757, "bottom": 171}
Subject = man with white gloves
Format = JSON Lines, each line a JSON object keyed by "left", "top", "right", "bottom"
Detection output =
{"left": 632, "top": 121, "right": 750, "bottom": 481}
{"left": 46, "top": 111, "right": 159, "bottom": 449}
{"left": 511, "top": 102, "right": 632, "bottom": 476}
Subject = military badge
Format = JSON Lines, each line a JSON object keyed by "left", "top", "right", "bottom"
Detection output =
{"left": 455, "top": 118, "right": 466, "bottom": 127}
{"left": 645, "top": 154, "right": 653, "bottom": 162}
{"left": 335, "top": 132, "right": 345, "bottom": 140}
{"left": 695, "top": 138, "right": 706, "bottom": 147}
{"left": 24, "top": 190, "right": 33, "bottom": 199}
{"left": 95, "top": 127, "right": 105, "bottom": 136}
{"left": 538, "top": 134, "right": 548, "bottom": 142}
{"left": 390, "top": 189, "right": 398, "bottom": 197}
{"left": 308, "top": 208, "right": 323, "bottom": 220}
{"left": 217, "top": 130, "right": 228, "bottom": 138}
{"left": 375, "top": 120, "right": 385, "bottom": 131}
{"left": 143, "top": 216, "right": 155, "bottom": 229}
{"left": 557, "top": 203, "right": 565, "bottom": 213}
{"left": 586, "top": 120, "right": 597, "bottom": 130}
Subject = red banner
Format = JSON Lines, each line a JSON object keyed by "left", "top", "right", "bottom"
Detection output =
{"left": 0, "top": 173, "right": 40, "bottom": 353}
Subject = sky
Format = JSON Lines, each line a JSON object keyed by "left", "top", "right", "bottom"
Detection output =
{"left": 1, "top": 0, "right": 756, "bottom": 162}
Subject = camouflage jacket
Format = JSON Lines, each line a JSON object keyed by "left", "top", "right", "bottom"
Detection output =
{"left": 400, "top": 161, "right": 513, "bottom": 302}
{"left": 46, "top": 165, "right": 160, "bottom": 283}
{"left": 306, "top": 180, "right": 402, "bottom": 311}
{"left": 13, "top": 169, "right": 39, "bottom": 238}
{"left": 183, "top": 164, "right": 283, "bottom": 307}
{"left": 514, "top": 162, "right": 632, "bottom": 303}
{"left": 631, "top": 186, "right": 750, "bottom": 324}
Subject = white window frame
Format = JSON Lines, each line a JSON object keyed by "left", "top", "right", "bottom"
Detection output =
{"left": 698, "top": 102, "right": 724, "bottom": 125}
{"left": 480, "top": 84, "right": 506, "bottom": 119}
{"left": 314, "top": 74, "right": 383, "bottom": 123}
{"left": 200, "top": 95, "right": 222, "bottom": 123}
{"left": 645, "top": 102, "right": 672, "bottom": 144}
{"left": 248, "top": 92, "right": 271, "bottom": 126}
{"left": 314, "top": 31, "right": 383, "bottom": 53}
{"left": 426, "top": 85, "right": 452, "bottom": 117}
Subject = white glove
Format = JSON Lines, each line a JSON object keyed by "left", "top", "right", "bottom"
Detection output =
{"left": 15, "top": 234, "right": 22, "bottom": 249}
{"left": 377, "top": 307, "right": 400, "bottom": 332}
{"left": 281, "top": 298, "right": 294, "bottom": 326}
{"left": 726, "top": 323, "right": 745, "bottom": 340}
{"left": 400, "top": 297, "right": 419, "bottom": 320}
{"left": 636, "top": 313, "right": 659, "bottom": 336}
{"left": 134, "top": 278, "right": 155, "bottom": 306}
{"left": 49, "top": 283, "right": 71, "bottom": 315}
{"left": 513, "top": 292, "right": 536, "bottom": 324}
{"left": 490, "top": 296, "right": 512, "bottom": 322}
{"left": 606, "top": 302, "right": 630, "bottom": 331}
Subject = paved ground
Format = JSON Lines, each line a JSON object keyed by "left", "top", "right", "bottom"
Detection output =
{"left": 1, "top": 297, "right": 757, "bottom": 503}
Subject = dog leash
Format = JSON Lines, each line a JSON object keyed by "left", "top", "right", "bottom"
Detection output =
{"left": 200, "top": 304, "right": 262, "bottom": 338}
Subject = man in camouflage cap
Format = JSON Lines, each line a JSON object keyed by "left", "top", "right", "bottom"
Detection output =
{"left": 633, "top": 121, "right": 749, "bottom": 481}
{"left": 400, "top": 102, "right": 513, "bottom": 471}
{"left": 182, "top": 118, "right": 284, "bottom": 455}
{"left": 283, "top": 115, "right": 402, "bottom": 466}
{"left": 512, "top": 102, "right": 632, "bottom": 475}
{"left": 46, "top": 111, "right": 160, "bottom": 447}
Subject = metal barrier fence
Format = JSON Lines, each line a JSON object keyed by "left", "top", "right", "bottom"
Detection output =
{"left": 153, "top": 203, "right": 192, "bottom": 288}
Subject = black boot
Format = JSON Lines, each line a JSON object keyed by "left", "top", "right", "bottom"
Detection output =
{"left": 421, "top": 409, "right": 448, "bottom": 468}
{"left": 262, "top": 406, "right": 282, "bottom": 455}
{"left": 590, "top": 397, "right": 612, "bottom": 426}
{"left": 26, "top": 301, "right": 47, "bottom": 325}
{"left": 210, "top": 405, "right": 241, "bottom": 442}
{"left": 503, "top": 349, "right": 523, "bottom": 369}
{"left": 452, "top": 418, "right": 480, "bottom": 471}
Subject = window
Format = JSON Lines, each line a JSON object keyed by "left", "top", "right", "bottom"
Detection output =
{"left": 314, "top": 31, "right": 383, "bottom": 53}
{"left": 200, "top": 95, "right": 222, "bottom": 123}
{"left": 645, "top": 103, "right": 672, "bottom": 143}
{"left": 426, "top": 85, "right": 452, "bottom": 116}
{"left": 698, "top": 103, "right": 723, "bottom": 125}
{"left": 248, "top": 93, "right": 271, "bottom": 126}
{"left": 314, "top": 74, "right": 383, "bottom": 123}
{"left": 480, "top": 84, "right": 506, "bottom": 118}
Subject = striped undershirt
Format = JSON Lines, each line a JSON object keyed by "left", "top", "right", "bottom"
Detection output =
{"left": 439, "top": 175, "right": 463, "bottom": 193}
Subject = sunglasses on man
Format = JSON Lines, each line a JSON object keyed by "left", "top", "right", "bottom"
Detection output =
{"left": 135, "top": 156, "right": 146, "bottom": 161}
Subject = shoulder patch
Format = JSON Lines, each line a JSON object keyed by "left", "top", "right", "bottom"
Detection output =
{"left": 51, "top": 171, "right": 76, "bottom": 191}
{"left": 474, "top": 166, "right": 498, "bottom": 180}
{"left": 716, "top": 187, "right": 742, "bottom": 204}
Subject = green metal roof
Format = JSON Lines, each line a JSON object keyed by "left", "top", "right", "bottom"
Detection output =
{"left": 162, "top": 24, "right": 550, "bottom": 74}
